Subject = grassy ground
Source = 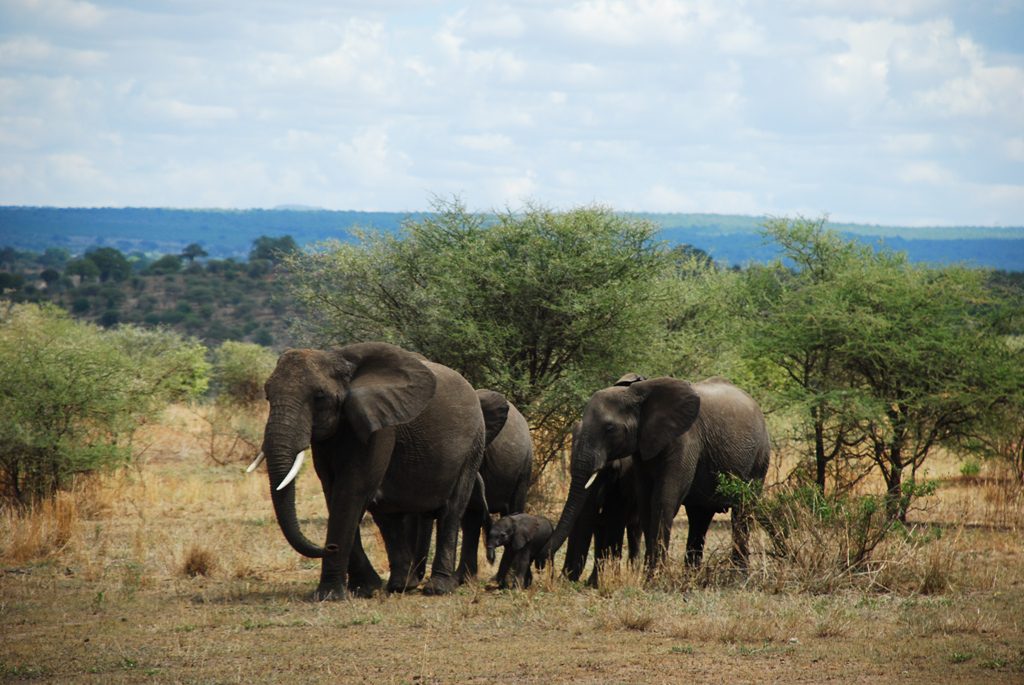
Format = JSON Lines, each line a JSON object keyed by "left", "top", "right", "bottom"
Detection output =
{"left": 2, "top": 406, "right": 1022, "bottom": 684}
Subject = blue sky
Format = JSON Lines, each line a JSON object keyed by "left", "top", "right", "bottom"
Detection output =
{"left": 1, "top": 1, "right": 1022, "bottom": 226}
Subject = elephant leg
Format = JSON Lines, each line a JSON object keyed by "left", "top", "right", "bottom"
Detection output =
{"left": 423, "top": 453, "right": 482, "bottom": 596}
{"left": 314, "top": 430, "right": 395, "bottom": 601}
{"left": 347, "top": 523, "right": 383, "bottom": 597}
{"left": 730, "top": 500, "right": 752, "bottom": 568}
{"left": 316, "top": 495, "right": 368, "bottom": 601}
{"left": 411, "top": 515, "right": 432, "bottom": 582}
{"left": 374, "top": 512, "right": 421, "bottom": 593}
{"left": 642, "top": 457, "right": 689, "bottom": 573}
{"left": 684, "top": 505, "right": 715, "bottom": 566}
{"left": 626, "top": 518, "right": 642, "bottom": 562}
{"left": 495, "top": 547, "right": 513, "bottom": 588}
{"left": 456, "top": 505, "right": 485, "bottom": 584}
{"left": 511, "top": 548, "right": 532, "bottom": 589}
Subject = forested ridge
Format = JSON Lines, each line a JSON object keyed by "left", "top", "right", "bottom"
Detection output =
{"left": 2, "top": 205, "right": 1022, "bottom": 270}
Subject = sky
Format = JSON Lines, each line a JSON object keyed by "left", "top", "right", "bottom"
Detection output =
{"left": 1, "top": 1, "right": 1022, "bottom": 226}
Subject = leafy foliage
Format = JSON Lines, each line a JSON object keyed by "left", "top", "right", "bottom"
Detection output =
{"left": 211, "top": 340, "right": 278, "bottom": 404}
{"left": 285, "top": 199, "right": 698, "bottom": 475}
{"left": 743, "top": 218, "right": 1014, "bottom": 519}
{"left": 0, "top": 303, "right": 208, "bottom": 504}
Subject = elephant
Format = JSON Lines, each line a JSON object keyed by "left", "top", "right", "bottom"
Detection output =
{"left": 485, "top": 513, "right": 553, "bottom": 589}
{"left": 256, "top": 342, "right": 487, "bottom": 600}
{"left": 455, "top": 390, "right": 533, "bottom": 584}
{"left": 562, "top": 374, "right": 646, "bottom": 587}
{"left": 541, "top": 376, "right": 770, "bottom": 573}
{"left": 562, "top": 452, "right": 643, "bottom": 587}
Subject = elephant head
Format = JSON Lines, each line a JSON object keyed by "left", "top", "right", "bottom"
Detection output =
{"left": 543, "top": 377, "right": 700, "bottom": 562}
{"left": 485, "top": 514, "right": 519, "bottom": 564}
{"left": 259, "top": 342, "right": 436, "bottom": 558}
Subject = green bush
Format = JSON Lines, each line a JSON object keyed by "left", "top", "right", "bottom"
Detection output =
{"left": 0, "top": 302, "right": 208, "bottom": 504}
{"left": 211, "top": 340, "right": 277, "bottom": 404}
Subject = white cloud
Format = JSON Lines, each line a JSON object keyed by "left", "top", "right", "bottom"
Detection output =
{"left": 14, "top": 0, "right": 104, "bottom": 29}
{"left": 336, "top": 126, "right": 411, "bottom": 182}
{"left": 456, "top": 133, "right": 514, "bottom": 153}
{"left": 0, "top": 1, "right": 1019, "bottom": 224}
{"left": 898, "top": 161, "right": 956, "bottom": 185}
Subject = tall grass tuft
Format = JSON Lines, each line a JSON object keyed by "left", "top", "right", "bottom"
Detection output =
{"left": 182, "top": 545, "right": 216, "bottom": 577}
{"left": 0, "top": 490, "right": 78, "bottom": 563}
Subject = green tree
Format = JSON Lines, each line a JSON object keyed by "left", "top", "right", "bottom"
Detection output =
{"left": 249, "top": 235, "right": 298, "bottom": 264}
{"left": 285, "top": 199, "right": 690, "bottom": 475}
{"left": 0, "top": 272, "right": 25, "bottom": 291}
{"left": 38, "top": 247, "right": 70, "bottom": 269}
{"left": 180, "top": 243, "right": 208, "bottom": 264}
{"left": 743, "top": 218, "right": 875, "bottom": 492}
{"left": 85, "top": 247, "right": 132, "bottom": 282}
{"left": 146, "top": 254, "right": 183, "bottom": 275}
{"left": 746, "top": 218, "right": 1011, "bottom": 520}
{"left": 0, "top": 303, "right": 208, "bottom": 504}
{"left": 65, "top": 257, "right": 100, "bottom": 283}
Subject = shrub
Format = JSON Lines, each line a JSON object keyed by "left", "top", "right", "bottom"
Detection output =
{"left": 211, "top": 340, "right": 277, "bottom": 404}
{"left": 0, "top": 303, "right": 208, "bottom": 504}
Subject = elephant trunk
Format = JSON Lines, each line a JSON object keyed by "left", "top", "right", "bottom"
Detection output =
{"left": 544, "top": 446, "right": 604, "bottom": 562}
{"left": 263, "top": 404, "right": 324, "bottom": 559}
{"left": 486, "top": 544, "right": 496, "bottom": 564}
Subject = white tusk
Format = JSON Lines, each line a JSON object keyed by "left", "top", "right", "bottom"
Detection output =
{"left": 275, "top": 450, "right": 307, "bottom": 491}
{"left": 245, "top": 451, "right": 265, "bottom": 473}
{"left": 584, "top": 471, "right": 599, "bottom": 490}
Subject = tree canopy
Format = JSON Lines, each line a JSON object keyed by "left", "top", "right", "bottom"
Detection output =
{"left": 743, "top": 217, "right": 1016, "bottom": 519}
{"left": 285, "top": 199, "right": 703, "bottom": 474}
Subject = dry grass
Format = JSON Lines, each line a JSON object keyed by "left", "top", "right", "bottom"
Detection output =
{"left": 1, "top": 406, "right": 1023, "bottom": 683}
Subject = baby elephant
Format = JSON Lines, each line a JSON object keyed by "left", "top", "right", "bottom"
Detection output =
{"left": 485, "top": 513, "right": 554, "bottom": 589}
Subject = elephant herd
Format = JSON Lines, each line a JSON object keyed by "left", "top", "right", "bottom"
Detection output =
{"left": 250, "top": 342, "right": 770, "bottom": 600}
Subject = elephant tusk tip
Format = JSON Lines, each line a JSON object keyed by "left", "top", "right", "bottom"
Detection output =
{"left": 584, "top": 471, "right": 599, "bottom": 490}
{"left": 245, "top": 451, "right": 265, "bottom": 474}
{"left": 275, "top": 449, "right": 307, "bottom": 491}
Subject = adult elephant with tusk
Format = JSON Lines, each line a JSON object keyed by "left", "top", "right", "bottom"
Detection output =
{"left": 257, "top": 342, "right": 487, "bottom": 600}
{"left": 540, "top": 376, "right": 770, "bottom": 574}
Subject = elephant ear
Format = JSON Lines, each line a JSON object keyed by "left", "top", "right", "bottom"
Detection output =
{"left": 633, "top": 378, "right": 701, "bottom": 461}
{"left": 335, "top": 342, "right": 437, "bottom": 443}
{"left": 476, "top": 389, "right": 510, "bottom": 446}
{"left": 512, "top": 519, "right": 531, "bottom": 551}
{"left": 614, "top": 372, "right": 647, "bottom": 386}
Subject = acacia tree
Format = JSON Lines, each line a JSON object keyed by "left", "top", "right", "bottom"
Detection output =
{"left": 284, "top": 199, "right": 691, "bottom": 477}
{"left": 837, "top": 258, "right": 1007, "bottom": 520}
{"left": 744, "top": 218, "right": 874, "bottom": 492}
{"left": 746, "top": 218, "right": 1010, "bottom": 520}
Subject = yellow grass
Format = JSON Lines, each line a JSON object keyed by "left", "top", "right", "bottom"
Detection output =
{"left": 1, "top": 405, "right": 1022, "bottom": 683}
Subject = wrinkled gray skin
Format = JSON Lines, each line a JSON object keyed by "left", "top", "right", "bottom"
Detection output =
{"left": 485, "top": 513, "right": 553, "bottom": 589}
{"left": 260, "top": 342, "right": 486, "bottom": 600}
{"left": 542, "top": 377, "right": 770, "bottom": 572}
{"left": 563, "top": 374, "right": 645, "bottom": 587}
{"left": 562, "top": 452, "right": 642, "bottom": 587}
{"left": 456, "top": 390, "right": 533, "bottom": 584}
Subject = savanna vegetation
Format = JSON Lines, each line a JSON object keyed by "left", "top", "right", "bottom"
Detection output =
{"left": 1, "top": 202, "right": 1022, "bottom": 683}
{"left": 0, "top": 237, "right": 298, "bottom": 347}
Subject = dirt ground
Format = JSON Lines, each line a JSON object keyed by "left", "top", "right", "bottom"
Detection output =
{"left": 2, "top": 408, "right": 1022, "bottom": 684}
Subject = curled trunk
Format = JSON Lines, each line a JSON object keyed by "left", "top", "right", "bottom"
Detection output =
{"left": 264, "top": 407, "right": 324, "bottom": 558}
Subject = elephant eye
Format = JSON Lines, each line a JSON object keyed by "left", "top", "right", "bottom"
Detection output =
{"left": 604, "top": 423, "right": 616, "bottom": 434}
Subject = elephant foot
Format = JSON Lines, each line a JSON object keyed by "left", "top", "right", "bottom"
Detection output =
{"left": 455, "top": 568, "right": 477, "bottom": 585}
{"left": 385, "top": 575, "right": 421, "bottom": 594}
{"left": 422, "top": 573, "right": 459, "bottom": 595}
{"left": 312, "top": 584, "right": 348, "bottom": 602}
{"left": 349, "top": 575, "right": 382, "bottom": 598}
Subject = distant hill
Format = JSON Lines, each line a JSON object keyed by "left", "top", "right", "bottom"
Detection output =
{"left": 1, "top": 206, "right": 1022, "bottom": 270}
